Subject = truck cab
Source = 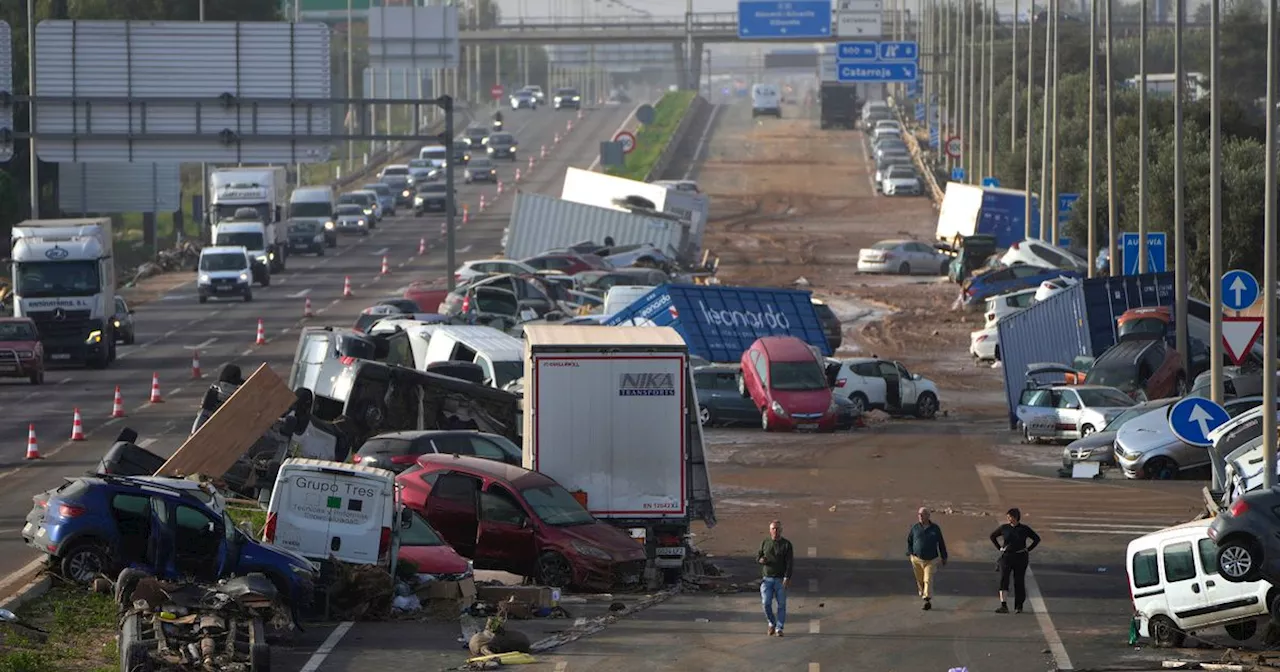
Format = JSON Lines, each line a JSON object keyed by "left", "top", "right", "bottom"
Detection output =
{"left": 211, "top": 208, "right": 278, "bottom": 285}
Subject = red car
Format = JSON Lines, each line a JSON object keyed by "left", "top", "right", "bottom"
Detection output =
{"left": 397, "top": 508, "right": 471, "bottom": 576}
{"left": 0, "top": 317, "right": 45, "bottom": 385}
{"left": 520, "top": 253, "right": 603, "bottom": 276}
{"left": 738, "top": 336, "right": 837, "bottom": 432}
{"left": 397, "top": 455, "right": 647, "bottom": 590}
{"left": 404, "top": 282, "right": 451, "bottom": 313}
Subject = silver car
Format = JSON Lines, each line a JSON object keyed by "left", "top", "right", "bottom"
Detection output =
{"left": 857, "top": 239, "right": 952, "bottom": 275}
{"left": 333, "top": 204, "right": 370, "bottom": 236}
{"left": 1060, "top": 398, "right": 1176, "bottom": 471}
{"left": 1115, "top": 395, "right": 1264, "bottom": 479}
{"left": 881, "top": 166, "right": 922, "bottom": 196}
{"left": 1016, "top": 384, "right": 1136, "bottom": 443}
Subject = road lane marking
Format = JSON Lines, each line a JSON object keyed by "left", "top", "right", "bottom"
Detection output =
{"left": 573, "top": 617, "right": 587, "bottom": 627}
{"left": 185, "top": 338, "right": 218, "bottom": 350}
{"left": 808, "top": 518, "right": 817, "bottom": 529}
{"left": 57, "top": 377, "right": 71, "bottom": 385}
{"left": 458, "top": 244, "right": 473, "bottom": 253}
{"left": 138, "top": 438, "right": 157, "bottom": 448}
{"left": 169, "top": 388, "right": 184, "bottom": 398}
{"left": 554, "top": 664, "right": 568, "bottom": 672}
{"left": 809, "top": 619, "right": 820, "bottom": 634}
{"left": 809, "top": 665, "right": 820, "bottom": 672}
{"left": 808, "top": 578, "right": 818, "bottom": 593}
{"left": 299, "top": 621, "right": 354, "bottom": 672}
{"left": 373, "top": 247, "right": 389, "bottom": 256}
{"left": 287, "top": 288, "right": 312, "bottom": 298}
{"left": 806, "top": 547, "right": 817, "bottom": 558}
{"left": 240, "top": 349, "right": 254, "bottom": 356}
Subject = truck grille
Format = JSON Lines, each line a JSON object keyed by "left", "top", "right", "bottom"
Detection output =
{"left": 29, "top": 310, "right": 92, "bottom": 339}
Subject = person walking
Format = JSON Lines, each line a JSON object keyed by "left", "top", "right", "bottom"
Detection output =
{"left": 990, "top": 507, "right": 1041, "bottom": 614}
{"left": 906, "top": 507, "right": 948, "bottom": 610}
{"left": 758, "top": 519, "right": 794, "bottom": 637}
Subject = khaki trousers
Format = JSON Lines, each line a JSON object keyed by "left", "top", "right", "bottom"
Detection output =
{"left": 910, "top": 555, "right": 940, "bottom": 599}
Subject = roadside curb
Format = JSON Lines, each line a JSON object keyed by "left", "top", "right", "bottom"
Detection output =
{"left": 0, "top": 574, "right": 51, "bottom": 614}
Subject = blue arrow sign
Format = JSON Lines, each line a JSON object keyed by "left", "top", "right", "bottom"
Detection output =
{"left": 981, "top": 177, "right": 1000, "bottom": 188}
{"left": 738, "top": 1, "right": 833, "bottom": 39}
{"left": 1221, "top": 269, "right": 1261, "bottom": 312}
{"left": 837, "top": 63, "right": 917, "bottom": 83}
{"left": 836, "top": 42, "right": 878, "bottom": 61}
{"left": 1121, "top": 232, "right": 1168, "bottom": 275}
{"left": 951, "top": 167, "right": 966, "bottom": 181}
{"left": 1057, "top": 192, "right": 1081, "bottom": 224}
{"left": 877, "top": 41, "right": 919, "bottom": 61}
{"left": 1167, "top": 397, "right": 1231, "bottom": 447}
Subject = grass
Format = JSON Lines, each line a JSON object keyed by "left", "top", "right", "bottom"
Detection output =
{"left": 227, "top": 505, "right": 268, "bottom": 538}
{"left": 607, "top": 90, "right": 698, "bottom": 182}
{"left": 0, "top": 583, "right": 118, "bottom": 672}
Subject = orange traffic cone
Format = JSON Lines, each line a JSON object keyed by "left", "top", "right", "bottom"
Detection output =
{"left": 380, "top": 256, "right": 390, "bottom": 275}
{"left": 25, "top": 424, "right": 41, "bottom": 460}
{"left": 462, "top": 205, "right": 470, "bottom": 225}
{"left": 191, "top": 350, "right": 203, "bottom": 379}
{"left": 515, "top": 168, "right": 521, "bottom": 183}
{"left": 440, "top": 221, "right": 446, "bottom": 236}
{"left": 540, "top": 145, "right": 547, "bottom": 158}
{"left": 255, "top": 319, "right": 267, "bottom": 345}
{"left": 528, "top": 156, "right": 535, "bottom": 172}
{"left": 497, "top": 180, "right": 504, "bottom": 196}
{"left": 343, "top": 276, "right": 354, "bottom": 298}
{"left": 70, "top": 408, "right": 86, "bottom": 441}
{"left": 304, "top": 297, "right": 314, "bottom": 317}
{"left": 479, "top": 194, "right": 487, "bottom": 212}
{"left": 554, "top": 132, "right": 560, "bottom": 144}
{"left": 418, "top": 238, "right": 426, "bottom": 255}
{"left": 149, "top": 373, "right": 164, "bottom": 403}
{"left": 111, "top": 386, "right": 125, "bottom": 418}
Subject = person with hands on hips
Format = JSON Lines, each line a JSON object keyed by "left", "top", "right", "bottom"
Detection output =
{"left": 990, "top": 507, "right": 1041, "bottom": 614}
{"left": 906, "top": 506, "right": 948, "bottom": 611}
{"left": 758, "top": 519, "right": 794, "bottom": 637}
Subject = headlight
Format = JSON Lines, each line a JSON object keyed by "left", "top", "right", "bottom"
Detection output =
{"left": 17, "top": 351, "right": 33, "bottom": 359}
{"left": 358, "top": 219, "right": 367, "bottom": 226}
{"left": 198, "top": 273, "right": 211, "bottom": 284}
{"left": 86, "top": 330, "right": 103, "bottom": 345}
{"left": 364, "top": 207, "right": 373, "bottom": 215}
{"left": 112, "top": 319, "right": 121, "bottom": 328}
{"left": 239, "top": 272, "right": 249, "bottom": 282}
{"left": 572, "top": 96, "right": 580, "bottom": 101}
{"left": 571, "top": 541, "right": 611, "bottom": 560}
{"left": 257, "top": 255, "right": 269, "bottom": 264}
{"left": 402, "top": 190, "right": 411, "bottom": 197}
{"left": 414, "top": 196, "right": 423, "bottom": 204}
{"left": 324, "top": 221, "right": 335, "bottom": 230}
{"left": 487, "top": 147, "right": 495, "bottom": 153}
{"left": 770, "top": 401, "right": 787, "bottom": 417}
{"left": 554, "top": 97, "right": 562, "bottom": 103}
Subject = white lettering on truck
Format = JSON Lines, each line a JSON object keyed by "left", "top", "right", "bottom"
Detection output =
{"left": 696, "top": 300, "right": 792, "bottom": 330}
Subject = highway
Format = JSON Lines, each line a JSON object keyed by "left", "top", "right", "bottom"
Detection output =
{"left": 0, "top": 100, "right": 639, "bottom": 585}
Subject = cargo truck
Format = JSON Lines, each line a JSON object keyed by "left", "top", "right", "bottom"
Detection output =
{"left": 10, "top": 218, "right": 117, "bottom": 367}
{"left": 522, "top": 325, "right": 716, "bottom": 583}
{"left": 209, "top": 167, "right": 288, "bottom": 226}
{"left": 818, "top": 83, "right": 860, "bottom": 130}
{"left": 935, "top": 182, "right": 1042, "bottom": 249}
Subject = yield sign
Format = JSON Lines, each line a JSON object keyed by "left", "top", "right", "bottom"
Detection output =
{"left": 1222, "top": 316, "right": 1264, "bottom": 365}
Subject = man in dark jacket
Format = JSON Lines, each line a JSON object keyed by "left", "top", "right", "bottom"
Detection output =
{"left": 757, "top": 519, "right": 794, "bottom": 637}
{"left": 906, "top": 507, "right": 948, "bottom": 611}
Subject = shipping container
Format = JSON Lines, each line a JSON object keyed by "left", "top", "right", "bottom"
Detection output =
{"left": 504, "top": 191, "right": 687, "bottom": 261}
{"left": 997, "top": 272, "right": 1175, "bottom": 427}
{"left": 935, "top": 182, "right": 1043, "bottom": 249}
{"left": 560, "top": 167, "right": 709, "bottom": 262}
{"left": 604, "top": 284, "right": 831, "bottom": 363}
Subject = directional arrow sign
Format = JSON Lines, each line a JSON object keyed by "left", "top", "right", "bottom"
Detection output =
{"left": 1221, "top": 269, "right": 1260, "bottom": 312}
{"left": 1167, "top": 396, "right": 1231, "bottom": 447}
{"left": 1222, "top": 315, "right": 1264, "bottom": 365}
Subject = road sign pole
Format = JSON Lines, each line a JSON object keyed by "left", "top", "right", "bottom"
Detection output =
{"left": 1208, "top": 0, "right": 1225, "bottom": 495}
{"left": 1265, "top": 0, "right": 1278, "bottom": 490}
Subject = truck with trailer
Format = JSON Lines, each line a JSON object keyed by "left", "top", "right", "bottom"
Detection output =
{"left": 522, "top": 324, "right": 716, "bottom": 583}
{"left": 935, "top": 182, "right": 1042, "bottom": 249}
{"left": 10, "top": 218, "right": 118, "bottom": 367}
{"left": 209, "top": 167, "right": 288, "bottom": 227}
{"left": 560, "top": 167, "right": 709, "bottom": 262}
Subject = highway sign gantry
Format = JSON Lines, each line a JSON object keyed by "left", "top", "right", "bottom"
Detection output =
{"left": 1121, "top": 232, "right": 1168, "bottom": 275}
{"left": 738, "top": 1, "right": 833, "bottom": 39}
{"left": 1222, "top": 316, "right": 1265, "bottom": 365}
{"left": 1221, "top": 269, "right": 1260, "bottom": 312}
{"left": 1167, "top": 397, "right": 1231, "bottom": 447}
{"left": 837, "top": 63, "right": 916, "bottom": 83}
{"left": 614, "top": 130, "right": 636, "bottom": 154}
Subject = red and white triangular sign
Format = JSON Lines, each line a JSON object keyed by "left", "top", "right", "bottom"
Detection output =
{"left": 1222, "top": 316, "right": 1264, "bottom": 365}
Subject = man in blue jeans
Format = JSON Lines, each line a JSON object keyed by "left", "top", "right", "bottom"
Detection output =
{"left": 758, "top": 519, "right": 795, "bottom": 636}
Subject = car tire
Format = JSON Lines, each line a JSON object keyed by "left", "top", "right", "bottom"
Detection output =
{"left": 1225, "top": 620, "right": 1258, "bottom": 641}
{"left": 29, "top": 370, "right": 43, "bottom": 385}
{"left": 1150, "top": 614, "right": 1185, "bottom": 648}
{"left": 1080, "top": 424, "right": 1096, "bottom": 437}
{"left": 1022, "top": 424, "right": 1039, "bottom": 444}
{"left": 60, "top": 542, "right": 112, "bottom": 584}
{"left": 698, "top": 405, "right": 713, "bottom": 427}
{"left": 848, "top": 392, "right": 868, "bottom": 414}
{"left": 537, "top": 551, "right": 574, "bottom": 588}
{"left": 198, "top": 295, "right": 208, "bottom": 304}
{"left": 940, "top": 261, "right": 950, "bottom": 276}
{"left": 250, "top": 618, "right": 271, "bottom": 671}
{"left": 915, "top": 392, "right": 939, "bottom": 419}
{"left": 1143, "top": 457, "right": 1177, "bottom": 480}
{"left": 898, "top": 262, "right": 910, "bottom": 275}
{"left": 244, "top": 289, "right": 253, "bottom": 302}
{"left": 123, "top": 330, "right": 136, "bottom": 345}
{"left": 1218, "top": 537, "right": 1263, "bottom": 583}
{"left": 317, "top": 247, "right": 325, "bottom": 257}
{"left": 261, "top": 274, "right": 271, "bottom": 288}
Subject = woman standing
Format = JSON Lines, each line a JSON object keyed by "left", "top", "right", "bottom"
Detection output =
{"left": 989, "top": 508, "right": 1041, "bottom": 614}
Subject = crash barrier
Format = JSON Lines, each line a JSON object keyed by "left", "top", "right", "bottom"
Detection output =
{"left": 897, "top": 108, "right": 945, "bottom": 206}
{"left": 645, "top": 94, "right": 709, "bottom": 182}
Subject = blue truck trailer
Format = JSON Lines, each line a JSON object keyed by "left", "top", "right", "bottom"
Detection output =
{"left": 604, "top": 284, "right": 832, "bottom": 363}
{"left": 935, "top": 182, "right": 1042, "bottom": 249}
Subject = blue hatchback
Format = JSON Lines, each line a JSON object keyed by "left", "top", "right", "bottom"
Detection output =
{"left": 962, "top": 265, "right": 1081, "bottom": 309}
{"left": 23, "top": 475, "right": 317, "bottom": 607}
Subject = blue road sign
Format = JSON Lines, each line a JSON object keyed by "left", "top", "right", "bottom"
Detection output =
{"left": 929, "top": 126, "right": 939, "bottom": 149}
{"left": 1121, "top": 232, "right": 1168, "bottom": 275}
{"left": 1057, "top": 193, "right": 1081, "bottom": 224}
{"left": 951, "top": 167, "right": 966, "bottom": 181}
{"left": 1222, "top": 269, "right": 1261, "bottom": 312}
{"left": 837, "top": 63, "right": 917, "bottom": 83}
{"left": 737, "top": 1, "right": 832, "bottom": 39}
{"left": 1167, "top": 397, "right": 1231, "bottom": 447}
{"left": 877, "top": 41, "right": 919, "bottom": 61}
{"left": 914, "top": 102, "right": 925, "bottom": 122}
{"left": 907, "top": 79, "right": 921, "bottom": 98}
{"left": 981, "top": 177, "right": 999, "bottom": 188}
{"left": 1058, "top": 237, "right": 1071, "bottom": 248}
{"left": 836, "top": 42, "right": 878, "bottom": 61}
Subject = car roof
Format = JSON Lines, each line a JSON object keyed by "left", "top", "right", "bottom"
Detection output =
{"left": 384, "top": 164, "right": 408, "bottom": 170}
{"left": 1094, "top": 339, "right": 1156, "bottom": 364}
{"left": 367, "top": 429, "right": 501, "bottom": 442}
{"left": 757, "top": 335, "right": 816, "bottom": 359}
{"left": 202, "top": 245, "right": 249, "bottom": 255}
{"left": 415, "top": 453, "right": 550, "bottom": 488}
{"left": 695, "top": 364, "right": 741, "bottom": 374}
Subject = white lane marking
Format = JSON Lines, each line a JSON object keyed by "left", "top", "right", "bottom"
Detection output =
{"left": 287, "top": 288, "right": 312, "bottom": 298}
{"left": 138, "top": 438, "right": 157, "bottom": 448}
{"left": 809, "top": 619, "right": 820, "bottom": 635}
{"left": 573, "top": 617, "right": 587, "bottom": 627}
{"left": 169, "top": 388, "right": 184, "bottom": 397}
{"left": 808, "top": 518, "right": 817, "bottom": 529}
{"left": 185, "top": 338, "right": 218, "bottom": 350}
{"left": 809, "top": 665, "right": 820, "bottom": 672}
{"left": 372, "top": 247, "right": 389, "bottom": 256}
{"left": 806, "top": 546, "right": 817, "bottom": 558}
{"left": 299, "top": 621, "right": 354, "bottom": 672}
{"left": 808, "top": 578, "right": 818, "bottom": 593}
{"left": 240, "top": 348, "right": 254, "bottom": 356}
{"left": 276, "top": 278, "right": 289, "bottom": 286}
{"left": 57, "top": 377, "right": 71, "bottom": 385}
{"left": 458, "top": 244, "right": 473, "bottom": 254}
{"left": 554, "top": 664, "right": 568, "bottom": 672}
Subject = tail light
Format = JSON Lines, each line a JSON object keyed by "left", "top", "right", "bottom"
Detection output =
{"left": 454, "top": 273, "right": 462, "bottom": 283}
{"left": 835, "top": 378, "right": 847, "bottom": 388}
{"left": 264, "top": 512, "right": 277, "bottom": 542}
{"left": 351, "top": 454, "right": 363, "bottom": 463}
{"left": 378, "top": 526, "right": 392, "bottom": 558}
{"left": 461, "top": 294, "right": 471, "bottom": 313}
{"left": 966, "top": 287, "right": 976, "bottom": 297}
{"left": 1011, "top": 242, "right": 1022, "bottom": 250}
{"left": 57, "top": 504, "right": 85, "bottom": 518}
{"left": 390, "top": 455, "right": 418, "bottom": 465}
{"left": 1230, "top": 499, "right": 1250, "bottom": 517}
{"left": 657, "top": 534, "right": 682, "bottom": 547}
{"left": 33, "top": 496, "right": 46, "bottom": 509}
{"left": 975, "top": 334, "right": 988, "bottom": 343}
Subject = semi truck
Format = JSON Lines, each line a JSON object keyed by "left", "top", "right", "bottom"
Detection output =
{"left": 10, "top": 218, "right": 117, "bottom": 367}
{"left": 818, "top": 83, "right": 860, "bottom": 129}
{"left": 209, "top": 167, "right": 288, "bottom": 226}
{"left": 935, "top": 182, "right": 1042, "bottom": 249}
{"left": 522, "top": 324, "right": 716, "bottom": 584}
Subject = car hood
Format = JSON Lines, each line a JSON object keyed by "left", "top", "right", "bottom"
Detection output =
{"left": 1115, "top": 407, "right": 1180, "bottom": 451}
{"left": 417, "top": 191, "right": 448, "bottom": 199}
{"left": 556, "top": 522, "right": 648, "bottom": 560}
{"left": 203, "top": 269, "right": 249, "bottom": 279}
{"left": 0, "top": 340, "right": 38, "bottom": 351}
{"left": 398, "top": 543, "right": 470, "bottom": 574}
{"left": 1066, "top": 430, "right": 1118, "bottom": 450}
{"left": 771, "top": 388, "right": 833, "bottom": 413}
{"left": 885, "top": 176, "right": 919, "bottom": 184}
{"left": 337, "top": 214, "right": 366, "bottom": 222}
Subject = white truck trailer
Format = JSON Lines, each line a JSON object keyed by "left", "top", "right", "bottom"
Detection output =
{"left": 10, "top": 218, "right": 118, "bottom": 367}
{"left": 522, "top": 325, "right": 716, "bottom": 582}
{"left": 209, "top": 167, "right": 288, "bottom": 226}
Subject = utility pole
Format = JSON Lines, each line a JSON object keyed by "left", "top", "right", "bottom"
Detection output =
{"left": 985, "top": 0, "right": 994, "bottom": 177}
{"left": 1038, "top": 8, "right": 1051, "bottom": 241}
{"left": 26, "top": 0, "right": 37, "bottom": 218}
{"left": 1049, "top": 0, "right": 1060, "bottom": 244}
{"left": 1207, "top": 0, "right": 1225, "bottom": 426}
{"left": 966, "top": 0, "right": 976, "bottom": 182}
{"left": 1086, "top": 0, "right": 1097, "bottom": 276}
{"left": 1174, "top": 0, "right": 1188, "bottom": 372}
{"left": 1011, "top": 0, "right": 1019, "bottom": 151}
{"left": 347, "top": 0, "right": 354, "bottom": 171}
{"left": 1105, "top": 0, "right": 1118, "bottom": 275}
{"left": 976, "top": 0, "right": 987, "bottom": 180}
{"left": 1023, "top": 4, "right": 1035, "bottom": 239}
{"left": 1137, "top": 0, "right": 1149, "bottom": 272}
{"left": 1262, "top": 0, "right": 1277, "bottom": 489}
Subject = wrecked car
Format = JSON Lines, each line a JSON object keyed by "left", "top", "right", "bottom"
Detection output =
{"left": 398, "top": 454, "right": 647, "bottom": 591}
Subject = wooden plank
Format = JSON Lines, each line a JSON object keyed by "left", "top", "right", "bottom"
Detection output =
{"left": 156, "top": 364, "right": 295, "bottom": 479}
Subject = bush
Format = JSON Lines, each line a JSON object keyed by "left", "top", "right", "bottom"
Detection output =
{"left": 607, "top": 91, "right": 697, "bottom": 181}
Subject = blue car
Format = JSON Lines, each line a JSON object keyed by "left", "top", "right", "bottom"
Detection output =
{"left": 23, "top": 474, "right": 317, "bottom": 608}
{"left": 961, "top": 265, "right": 1081, "bottom": 310}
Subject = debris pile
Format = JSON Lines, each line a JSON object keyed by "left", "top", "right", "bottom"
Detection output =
{"left": 324, "top": 561, "right": 395, "bottom": 621}
{"left": 128, "top": 239, "right": 204, "bottom": 284}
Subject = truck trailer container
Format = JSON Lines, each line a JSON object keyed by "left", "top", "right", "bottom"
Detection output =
{"left": 560, "top": 167, "right": 709, "bottom": 262}
{"left": 935, "top": 182, "right": 1042, "bottom": 249}
{"left": 818, "top": 83, "right": 860, "bottom": 129}
{"left": 604, "top": 284, "right": 831, "bottom": 363}
{"left": 504, "top": 192, "right": 687, "bottom": 262}
{"left": 522, "top": 325, "right": 715, "bottom": 581}
{"left": 209, "top": 166, "right": 288, "bottom": 225}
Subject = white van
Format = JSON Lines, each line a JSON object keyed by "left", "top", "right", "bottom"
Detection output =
{"left": 420, "top": 325, "right": 524, "bottom": 389}
{"left": 419, "top": 145, "right": 448, "bottom": 167}
{"left": 751, "top": 84, "right": 782, "bottom": 118}
{"left": 1127, "top": 519, "right": 1273, "bottom": 647}
{"left": 290, "top": 186, "right": 335, "bottom": 225}
{"left": 265, "top": 458, "right": 398, "bottom": 566}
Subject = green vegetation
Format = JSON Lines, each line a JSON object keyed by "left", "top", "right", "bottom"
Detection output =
{"left": 607, "top": 91, "right": 698, "bottom": 182}
{"left": 227, "top": 505, "right": 269, "bottom": 538}
{"left": 0, "top": 583, "right": 118, "bottom": 672}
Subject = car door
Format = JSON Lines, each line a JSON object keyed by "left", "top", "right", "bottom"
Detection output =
{"left": 423, "top": 472, "right": 482, "bottom": 557}
{"left": 1141, "top": 343, "right": 1173, "bottom": 397}
{"left": 908, "top": 243, "right": 934, "bottom": 271}
{"left": 171, "top": 501, "right": 225, "bottom": 581}
{"left": 715, "top": 371, "right": 757, "bottom": 421}
{"left": 895, "top": 362, "right": 918, "bottom": 404}
{"left": 1016, "top": 388, "right": 1059, "bottom": 439}
{"left": 110, "top": 493, "right": 154, "bottom": 569}
{"left": 1160, "top": 539, "right": 1210, "bottom": 629}
{"left": 876, "top": 360, "right": 902, "bottom": 410}
{"left": 1055, "top": 388, "right": 1084, "bottom": 438}
{"left": 474, "top": 483, "right": 539, "bottom": 575}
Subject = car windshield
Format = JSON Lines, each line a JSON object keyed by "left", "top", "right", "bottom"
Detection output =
{"left": 339, "top": 194, "right": 371, "bottom": 205}
{"left": 1078, "top": 388, "right": 1137, "bottom": 407}
{"left": 470, "top": 160, "right": 493, "bottom": 169}
{"left": 520, "top": 483, "right": 595, "bottom": 526}
{"left": 14, "top": 260, "right": 102, "bottom": 298}
{"left": 289, "top": 221, "right": 319, "bottom": 233}
{"left": 474, "top": 290, "right": 518, "bottom": 315}
{"left": 887, "top": 167, "right": 916, "bottom": 178}
{"left": 467, "top": 128, "right": 487, "bottom": 137}
{"left": 409, "top": 159, "right": 432, "bottom": 169}
{"left": 557, "top": 89, "right": 578, "bottom": 96}
{"left": 1084, "top": 363, "right": 1137, "bottom": 388}
{"left": 399, "top": 509, "right": 446, "bottom": 546}
{"left": 289, "top": 201, "right": 331, "bottom": 218}
{"left": 200, "top": 253, "right": 247, "bottom": 272}
{"left": 873, "top": 241, "right": 901, "bottom": 250}
{"left": 489, "top": 134, "right": 514, "bottom": 144}
{"left": 421, "top": 148, "right": 447, "bottom": 160}
{"left": 769, "top": 360, "right": 828, "bottom": 391}
{"left": 491, "top": 362, "right": 523, "bottom": 388}
{"left": 336, "top": 205, "right": 364, "bottom": 216}
{"left": 0, "top": 322, "right": 37, "bottom": 340}
{"left": 363, "top": 185, "right": 389, "bottom": 195}
{"left": 214, "top": 231, "right": 265, "bottom": 250}
{"left": 417, "top": 183, "right": 447, "bottom": 193}
{"left": 383, "top": 167, "right": 409, "bottom": 176}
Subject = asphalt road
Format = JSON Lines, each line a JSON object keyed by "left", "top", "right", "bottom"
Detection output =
{"left": 0, "top": 99, "right": 639, "bottom": 584}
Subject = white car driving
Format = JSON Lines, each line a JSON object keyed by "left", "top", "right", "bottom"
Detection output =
{"left": 881, "top": 165, "right": 922, "bottom": 196}
{"left": 825, "top": 357, "right": 941, "bottom": 418}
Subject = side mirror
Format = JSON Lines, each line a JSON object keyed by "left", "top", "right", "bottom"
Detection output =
{"left": 128, "top": 309, "right": 135, "bottom": 314}
{"left": 520, "top": 517, "right": 530, "bottom": 529}
{"left": 1065, "top": 403, "right": 1080, "bottom": 410}
{"left": 912, "top": 373, "right": 922, "bottom": 381}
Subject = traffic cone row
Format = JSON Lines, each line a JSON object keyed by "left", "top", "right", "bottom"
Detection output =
{"left": 462, "top": 205, "right": 470, "bottom": 225}
{"left": 554, "top": 132, "right": 560, "bottom": 144}
{"left": 567, "top": 120, "right": 573, "bottom": 132}
{"left": 515, "top": 168, "right": 521, "bottom": 183}
{"left": 255, "top": 319, "right": 267, "bottom": 346}
{"left": 380, "top": 255, "right": 390, "bottom": 275}
{"left": 149, "top": 373, "right": 164, "bottom": 404}
{"left": 343, "top": 276, "right": 354, "bottom": 298}
{"left": 26, "top": 424, "right": 40, "bottom": 460}
{"left": 191, "top": 350, "right": 202, "bottom": 379}
{"left": 111, "top": 386, "right": 125, "bottom": 418}
{"left": 304, "top": 297, "right": 314, "bottom": 318}
{"left": 540, "top": 145, "right": 547, "bottom": 159}
{"left": 70, "top": 409, "right": 85, "bottom": 441}
{"left": 528, "top": 156, "right": 535, "bottom": 173}
{"left": 418, "top": 238, "right": 426, "bottom": 255}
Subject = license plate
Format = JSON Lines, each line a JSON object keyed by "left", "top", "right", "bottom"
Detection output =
{"left": 22, "top": 522, "right": 33, "bottom": 537}
{"left": 657, "top": 546, "right": 686, "bottom": 557}
{"left": 797, "top": 423, "right": 818, "bottom": 430}
{"left": 0, "top": 364, "right": 16, "bottom": 371}
{"left": 51, "top": 353, "right": 71, "bottom": 360}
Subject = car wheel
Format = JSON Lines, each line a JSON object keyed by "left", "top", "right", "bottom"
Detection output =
{"left": 698, "top": 405, "right": 713, "bottom": 427}
{"left": 1022, "top": 424, "right": 1039, "bottom": 444}
{"left": 761, "top": 409, "right": 772, "bottom": 432}
{"left": 317, "top": 247, "right": 325, "bottom": 256}
{"left": 60, "top": 542, "right": 111, "bottom": 583}
{"left": 1218, "top": 537, "right": 1263, "bottom": 582}
{"left": 244, "top": 289, "right": 253, "bottom": 302}
{"left": 261, "top": 274, "right": 271, "bottom": 287}
{"left": 848, "top": 392, "right": 868, "bottom": 414}
{"left": 198, "top": 295, "right": 208, "bottom": 304}
{"left": 123, "top": 330, "right": 136, "bottom": 345}
{"left": 29, "top": 370, "right": 43, "bottom": 385}
{"left": 1225, "top": 620, "right": 1258, "bottom": 641}
{"left": 1150, "top": 614, "right": 1185, "bottom": 648}
{"left": 915, "top": 392, "right": 938, "bottom": 419}
{"left": 1080, "top": 424, "right": 1096, "bottom": 437}
{"left": 898, "top": 262, "right": 910, "bottom": 275}
{"left": 1143, "top": 457, "right": 1177, "bottom": 480}
{"left": 537, "top": 551, "right": 574, "bottom": 588}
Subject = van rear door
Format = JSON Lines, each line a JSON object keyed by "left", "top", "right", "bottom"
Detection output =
{"left": 270, "top": 465, "right": 336, "bottom": 560}
{"left": 324, "top": 471, "right": 392, "bottom": 564}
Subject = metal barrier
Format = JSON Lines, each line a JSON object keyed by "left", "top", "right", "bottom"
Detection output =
{"left": 896, "top": 107, "right": 944, "bottom": 206}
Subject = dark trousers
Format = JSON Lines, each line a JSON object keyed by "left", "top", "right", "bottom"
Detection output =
{"left": 999, "top": 552, "right": 1030, "bottom": 608}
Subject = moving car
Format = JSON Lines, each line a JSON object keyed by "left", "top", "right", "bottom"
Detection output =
{"left": 338, "top": 191, "right": 379, "bottom": 226}
{"left": 510, "top": 90, "right": 537, "bottom": 110}
{"left": 857, "top": 240, "right": 951, "bottom": 276}
{"left": 750, "top": 83, "right": 782, "bottom": 118}
{"left": 463, "top": 126, "right": 490, "bottom": 148}
{"left": 361, "top": 183, "right": 397, "bottom": 217}
{"left": 524, "top": 85, "right": 546, "bottom": 104}
{"left": 419, "top": 145, "right": 449, "bottom": 167}
{"left": 739, "top": 336, "right": 838, "bottom": 432}
{"left": 196, "top": 246, "right": 254, "bottom": 303}
{"left": 379, "top": 164, "right": 414, "bottom": 207}
{"left": 825, "top": 357, "right": 941, "bottom": 417}
{"left": 414, "top": 182, "right": 453, "bottom": 214}
{"left": 464, "top": 158, "right": 497, "bottom": 184}
{"left": 553, "top": 87, "right": 582, "bottom": 110}
{"left": 1016, "top": 380, "right": 1136, "bottom": 443}
{"left": 0, "top": 317, "right": 44, "bottom": 384}
{"left": 353, "top": 430, "right": 523, "bottom": 472}
{"left": 398, "top": 454, "right": 648, "bottom": 591}
{"left": 334, "top": 203, "right": 371, "bottom": 236}
{"left": 287, "top": 220, "right": 327, "bottom": 255}
{"left": 112, "top": 297, "right": 137, "bottom": 346}
{"left": 486, "top": 133, "right": 518, "bottom": 160}
{"left": 881, "top": 165, "right": 922, "bottom": 196}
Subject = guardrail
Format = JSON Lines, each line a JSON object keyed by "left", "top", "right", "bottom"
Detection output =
{"left": 472, "top": 13, "right": 738, "bottom": 28}
{"left": 646, "top": 95, "right": 708, "bottom": 182}
{"left": 896, "top": 105, "right": 944, "bottom": 206}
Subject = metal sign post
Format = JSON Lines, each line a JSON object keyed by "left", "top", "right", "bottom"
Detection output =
{"left": 1264, "top": 0, "right": 1278, "bottom": 489}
